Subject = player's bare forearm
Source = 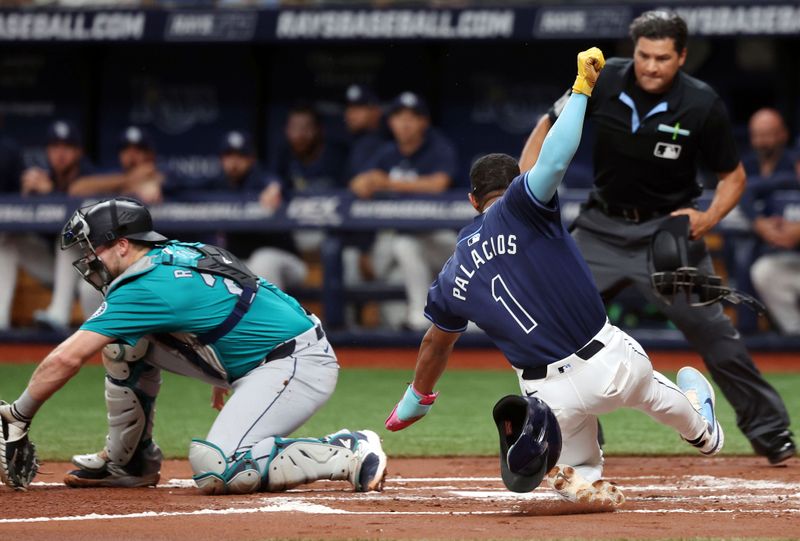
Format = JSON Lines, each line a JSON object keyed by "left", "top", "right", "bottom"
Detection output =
{"left": 412, "top": 325, "right": 460, "bottom": 394}
{"left": 519, "top": 114, "right": 552, "bottom": 173}
{"left": 68, "top": 174, "right": 129, "bottom": 196}
{"left": 26, "top": 330, "right": 113, "bottom": 402}
{"left": 672, "top": 162, "right": 745, "bottom": 239}
{"left": 388, "top": 173, "right": 451, "bottom": 194}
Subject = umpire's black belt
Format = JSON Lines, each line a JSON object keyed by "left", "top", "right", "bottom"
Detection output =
{"left": 521, "top": 339, "right": 604, "bottom": 381}
{"left": 264, "top": 324, "right": 325, "bottom": 363}
{"left": 594, "top": 197, "right": 692, "bottom": 224}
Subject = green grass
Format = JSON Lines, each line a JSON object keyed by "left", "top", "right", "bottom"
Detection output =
{"left": 1, "top": 364, "right": 797, "bottom": 460}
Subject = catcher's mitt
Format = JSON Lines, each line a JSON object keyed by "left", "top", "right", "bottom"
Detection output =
{"left": 0, "top": 401, "right": 39, "bottom": 490}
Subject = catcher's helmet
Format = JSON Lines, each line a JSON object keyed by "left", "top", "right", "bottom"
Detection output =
{"left": 61, "top": 198, "right": 167, "bottom": 292}
{"left": 492, "top": 395, "right": 561, "bottom": 493}
{"left": 649, "top": 216, "right": 765, "bottom": 313}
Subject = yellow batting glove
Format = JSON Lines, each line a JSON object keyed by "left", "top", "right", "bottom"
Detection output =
{"left": 572, "top": 47, "right": 606, "bottom": 97}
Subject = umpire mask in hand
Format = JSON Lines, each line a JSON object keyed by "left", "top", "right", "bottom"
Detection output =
{"left": 648, "top": 216, "right": 765, "bottom": 313}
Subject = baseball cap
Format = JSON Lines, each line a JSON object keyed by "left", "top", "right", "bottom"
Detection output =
{"left": 47, "top": 120, "right": 82, "bottom": 147}
{"left": 345, "top": 84, "right": 379, "bottom": 106}
{"left": 118, "top": 125, "right": 155, "bottom": 151}
{"left": 387, "top": 91, "right": 429, "bottom": 117}
{"left": 220, "top": 130, "right": 255, "bottom": 155}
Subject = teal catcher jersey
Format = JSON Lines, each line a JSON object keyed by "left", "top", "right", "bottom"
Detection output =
{"left": 81, "top": 243, "right": 314, "bottom": 380}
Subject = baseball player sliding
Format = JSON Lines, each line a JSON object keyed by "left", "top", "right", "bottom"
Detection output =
{"left": 1, "top": 197, "right": 386, "bottom": 494}
{"left": 385, "top": 47, "right": 723, "bottom": 507}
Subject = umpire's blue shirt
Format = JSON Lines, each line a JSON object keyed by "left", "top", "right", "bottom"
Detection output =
{"left": 425, "top": 175, "right": 607, "bottom": 369}
{"left": 367, "top": 128, "right": 458, "bottom": 183}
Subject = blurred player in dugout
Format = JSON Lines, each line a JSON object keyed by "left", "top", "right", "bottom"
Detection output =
{"left": 350, "top": 91, "right": 459, "bottom": 331}
{"left": 527, "top": 10, "right": 795, "bottom": 464}
{"left": 0, "top": 120, "right": 99, "bottom": 331}
{"left": 741, "top": 109, "right": 800, "bottom": 335}
{"left": 206, "top": 129, "right": 308, "bottom": 291}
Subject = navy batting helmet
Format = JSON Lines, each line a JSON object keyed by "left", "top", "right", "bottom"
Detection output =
{"left": 492, "top": 395, "right": 561, "bottom": 493}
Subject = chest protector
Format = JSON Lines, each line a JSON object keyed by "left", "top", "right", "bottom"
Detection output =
{"left": 157, "top": 241, "right": 260, "bottom": 344}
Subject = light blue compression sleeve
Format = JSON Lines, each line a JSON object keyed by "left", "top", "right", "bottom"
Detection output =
{"left": 524, "top": 92, "right": 588, "bottom": 203}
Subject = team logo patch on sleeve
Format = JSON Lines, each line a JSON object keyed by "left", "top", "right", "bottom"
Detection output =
{"left": 88, "top": 301, "right": 107, "bottom": 320}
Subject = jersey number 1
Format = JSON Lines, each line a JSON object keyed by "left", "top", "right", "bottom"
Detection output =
{"left": 491, "top": 274, "right": 538, "bottom": 334}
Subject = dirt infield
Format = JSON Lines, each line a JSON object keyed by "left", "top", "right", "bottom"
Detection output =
{"left": 2, "top": 456, "right": 798, "bottom": 541}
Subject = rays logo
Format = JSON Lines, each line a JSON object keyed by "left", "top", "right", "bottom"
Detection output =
{"left": 654, "top": 142, "right": 682, "bottom": 160}
{"left": 130, "top": 77, "right": 219, "bottom": 135}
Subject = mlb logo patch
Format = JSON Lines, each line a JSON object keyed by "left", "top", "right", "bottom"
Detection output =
{"left": 654, "top": 142, "right": 682, "bottom": 160}
{"left": 467, "top": 233, "right": 481, "bottom": 246}
{"left": 557, "top": 363, "right": 572, "bottom": 374}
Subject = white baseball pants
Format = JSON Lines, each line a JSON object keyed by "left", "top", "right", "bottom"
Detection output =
{"left": 515, "top": 321, "right": 708, "bottom": 482}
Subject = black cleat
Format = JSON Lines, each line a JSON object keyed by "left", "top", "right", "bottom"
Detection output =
{"left": 751, "top": 430, "right": 796, "bottom": 465}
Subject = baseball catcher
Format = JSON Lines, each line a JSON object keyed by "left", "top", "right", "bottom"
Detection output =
{"left": 1, "top": 197, "right": 386, "bottom": 493}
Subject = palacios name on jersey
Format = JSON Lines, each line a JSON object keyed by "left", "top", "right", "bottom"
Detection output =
{"left": 452, "top": 233, "right": 517, "bottom": 301}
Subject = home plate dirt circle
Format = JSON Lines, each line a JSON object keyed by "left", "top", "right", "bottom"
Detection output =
{"left": 1, "top": 456, "right": 798, "bottom": 540}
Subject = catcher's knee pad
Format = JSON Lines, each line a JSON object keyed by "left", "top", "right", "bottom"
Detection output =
{"left": 264, "top": 437, "right": 358, "bottom": 492}
{"left": 102, "top": 338, "right": 150, "bottom": 380}
{"left": 493, "top": 395, "right": 562, "bottom": 493}
{"left": 189, "top": 439, "right": 261, "bottom": 495}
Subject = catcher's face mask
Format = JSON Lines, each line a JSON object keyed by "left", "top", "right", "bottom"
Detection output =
{"left": 649, "top": 216, "right": 765, "bottom": 313}
{"left": 61, "top": 207, "right": 114, "bottom": 293}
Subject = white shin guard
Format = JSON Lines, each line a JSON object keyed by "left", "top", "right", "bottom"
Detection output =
{"left": 265, "top": 439, "right": 358, "bottom": 492}
{"left": 101, "top": 339, "right": 160, "bottom": 466}
{"left": 189, "top": 439, "right": 261, "bottom": 495}
{"left": 104, "top": 379, "right": 146, "bottom": 465}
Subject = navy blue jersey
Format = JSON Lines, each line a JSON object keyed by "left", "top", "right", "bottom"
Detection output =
{"left": 742, "top": 148, "right": 797, "bottom": 181}
{"left": 367, "top": 128, "right": 458, "bottom": 184}
{"left": 48, "top": 157, "right": 94, "bottom": 193}
{"left": 347, "top": 130, "right": 387, "bottom": 178}
{"left": 274, "top": 141, "right": 348, "bottom": 192}
{"left": 425, "top": 174, "right": 607, "bottom": 369}
{"left": 0, "top": 135, "right": 24, "bottom": 193}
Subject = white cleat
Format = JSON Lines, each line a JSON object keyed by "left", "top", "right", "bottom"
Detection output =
{"left": 546, "top": 464, "right": 625, "bottom": 508}
{"left": 352, "top": 430, "right": 388, "bottom": 492}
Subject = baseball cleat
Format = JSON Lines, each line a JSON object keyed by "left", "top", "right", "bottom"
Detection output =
{"left": 677, "top": 367, "right": 724, "bottom": 456}
{"left": 65, "top": 443, "right": 162, "bottom": 488}
{"left": 71, "top": 448, "right": 109, "bottom": 473}
{"left": 352, "top": 430, "right": 388, "bottom": 492}
{"left": 750, "top": 430, "right": 796, "bottom": 466}
{"left": 64, "top": 465, "right": 160, "bottom": 488}
{"left": 546, "top": 464, "right": 625, "bottom": 507}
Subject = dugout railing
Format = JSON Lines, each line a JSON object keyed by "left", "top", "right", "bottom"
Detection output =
{"left": 2, "top": 189, "right": 799, "bottom": 350}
